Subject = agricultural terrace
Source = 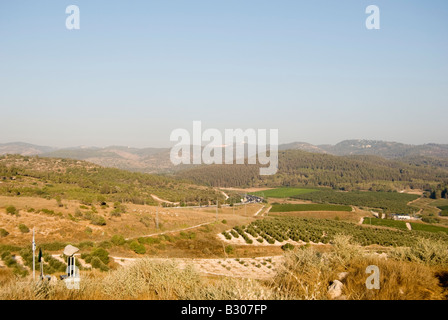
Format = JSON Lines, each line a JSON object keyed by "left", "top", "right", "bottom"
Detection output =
{"left": 221, "top": 217, "right": 448, "bottom": 247}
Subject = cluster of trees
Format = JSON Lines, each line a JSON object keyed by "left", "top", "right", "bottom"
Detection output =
{"left": 0, "top": 155, "right": 224, "bottom": 206}
{"left": 427, "top": 186, "right": 448, "bottom": 199}
{"left": 175, "top": 150, "right": 448, "bottom": 191}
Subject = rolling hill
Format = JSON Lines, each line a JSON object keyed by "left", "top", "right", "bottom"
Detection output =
{"left": 175, "top": 149, "right": 448, "bottom": 191}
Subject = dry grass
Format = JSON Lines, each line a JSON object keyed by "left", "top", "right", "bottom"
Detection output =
{"left": 267, "top": 235, "right": 448, "bottom": 300}
{"left": 343, "top": 256, "right": 446, "bottom": 300}
{"left": 0, "top": 195, "right": 262, "bottom": 248}
{"left": 0, "top": 259, "right": 274, "bottom": 300}
{"left": 1, "top": 235, "right": 447, "bottom": 300}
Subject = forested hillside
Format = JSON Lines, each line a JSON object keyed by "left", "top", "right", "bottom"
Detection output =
{"left": 0, "top": 155, "right": 223, "bottom": 205}
{"left": 176, "top": 150, "right": 448, "bottom": 192}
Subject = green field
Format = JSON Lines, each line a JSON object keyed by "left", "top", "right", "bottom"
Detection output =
{"left": 251, "top": 187, "right": 317, "bottom": 198}
{"left": 410, "top": 223, "right": 448, "bottom": 234}
{"left": 362, "top": 218, "right": 407, "bottom": 230}
{"left": 293, "top": 190, "right": 419, "bottom": 214}
{"left": 270, "top": 203, "right": 352, "bottom": 213}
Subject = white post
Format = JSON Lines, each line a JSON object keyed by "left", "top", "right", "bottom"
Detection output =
{"left": 32, "top": 228, "right": 35, "bottom": 281}
{"left": 156, "top": 206, "right": 159, "bottom": 229}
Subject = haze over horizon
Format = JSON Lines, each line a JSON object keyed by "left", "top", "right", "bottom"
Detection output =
{"left": 1, "top": 1, "right": 447, "bottom": 148}
{"left": 1, "top": 138, "right": 447, "bottom": 151}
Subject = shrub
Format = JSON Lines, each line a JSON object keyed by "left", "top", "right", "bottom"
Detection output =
{"left": 331, "top": 234, "right": 363, "bottom": 267}
{"left": 230, "top": 230, "right": 239, "bottom": 238}
{"left": 90, "top": 215, "right": 106, "bottom": 226}
{"left": 281, "top": 243, "right": 295, "bottom": 251}
{"left": 221, "top": 219, "right": 227, "bottom": 224}
{"left": 225, "top": 245, "right": 234, "bottom": 255}
{"left": 90, "top": 247, "right": 110, "bottom": 264}
{"left": 6, "top": 206, "right": 18, "bottom": 216}
{"left": 221, "top": 231, "right": 231, "bottom": 240}
{"left": 90, "top": 256, "right": 109, "bottom": 271}
{"left": 110, "top": 209, "right": 121, "bottom": 217}
{"left": 99, "top": 241, "right": 112, "bottom": 249}
{"left": 40, "top": 242, "right": 67, "bottom": 251}
{"left": 78, "top": 241, "right": 94, "bottom": 249}
{"left": 138, "top": 237, "right": 160, "bottom": 245}
{"left": 74, "top": 208, "right": 83, "bottom": 217}
{"left": 130, "top": 241, "right": 146, "bottom": 254}
{"left": 421, "top": 216, "right": 440, "bottom": 224}
{"left": 390, "top": 238, "right": 448, "bottom": 266}
{"left": 111, "top": 235, "right": 126, "bottom": 246}
{"left": 18, "top": 224, "right": 30, "bottom": 233}
{"left": 180, "top": 232, "right": 196, "bottom": 240}
{"left": 0, "top": 228, "right": 9, "bottom": 237}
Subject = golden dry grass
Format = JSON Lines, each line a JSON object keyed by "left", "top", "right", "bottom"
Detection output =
{"left": 0, "top": 195, "right": 263, "bottom": 248}
{"left": 1, "top": 238, "right": 447, "bottom": 300}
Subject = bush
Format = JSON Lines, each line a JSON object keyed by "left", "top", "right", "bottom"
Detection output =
{"left": 18, "top": 224, "right": 30, "bottom": 233}
{"left": 90, "top": 215, "right": 106, "bottom": 226}
{"left": 281, "top": 243, "right": 295, "bottom": 251}
{"left": 74, "top": 208, "right": 83, "bottom": 217}
{"left": 222, "top": 231, "right": 231, "bottom": 240}
{"left": 6, "top": 206, "right": 18, "bottom": 216}
{"left": 225, "top": 245, "right": 235, "bottom": 255}
{"left": 90, "top": 256, "right": 109, "bottom": 271}
{"left": 390, "top": 238, "right": 448, "bottom": 266}
{"left": 40, "top": 242, "right": 67, "bottom": 251}
{"left": 111, "top": 235, "right": 126, "bottom": 246}
{"left": 90, "top": 247, "right": 110, "bottom": 264}
{"left": 78, "top": 241, "right": 94, "bottom": 249}
{"left": 110, "top": 209, "right": 121, "bottom": 217}
{"left": 99, "top": 241, "right": 112, "bottom": 249}
{"left": 130, "top": 241, "right": 146, "bottom": 254}
{"left": 0, "top": 228, "right": 9, "bottom": 237}
{"left": 138, "top": 237, "right": 160, "bottom": 245}
{"left": 421, "top": 216, "right": 440, "bottom": 224}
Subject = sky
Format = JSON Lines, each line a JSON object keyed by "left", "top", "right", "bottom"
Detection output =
{"left": 0, "top": 0, "right": 447, "bottom": 148}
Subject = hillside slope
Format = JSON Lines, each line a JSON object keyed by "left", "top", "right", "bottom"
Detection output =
{"left": 175, "top": 150, "right": 448, "bottom": 191}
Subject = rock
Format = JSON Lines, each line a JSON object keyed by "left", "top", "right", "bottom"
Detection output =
{"left": 338, "top": 272, "right": 349, "bottom": 281}
{"left": 328, "top": 280, "right": 344, "bottom": 299}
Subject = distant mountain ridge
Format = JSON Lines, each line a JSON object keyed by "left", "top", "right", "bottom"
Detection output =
{"left": 1, "top": 139, "right": 448, "bottom": 174}
{"left": 278, "top": 139, "right": 448, "bottom": 159}
{"left": 0, "top": 142, "right": 56, "bottom": 156}
{"left": 318, "top": 140, "right": 448, "bottom": 159}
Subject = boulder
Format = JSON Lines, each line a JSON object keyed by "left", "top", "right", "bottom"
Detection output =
{"left": 328, "top": 280, "right": 344, "bottom": 299}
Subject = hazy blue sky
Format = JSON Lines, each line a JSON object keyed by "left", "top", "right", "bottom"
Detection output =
{"left": 1, "top": 0, "right": 447, "bottom": 148}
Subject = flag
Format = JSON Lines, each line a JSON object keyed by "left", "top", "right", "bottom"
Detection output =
{"left": 38, "top": 248, "right": 42, "bottom": 263}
